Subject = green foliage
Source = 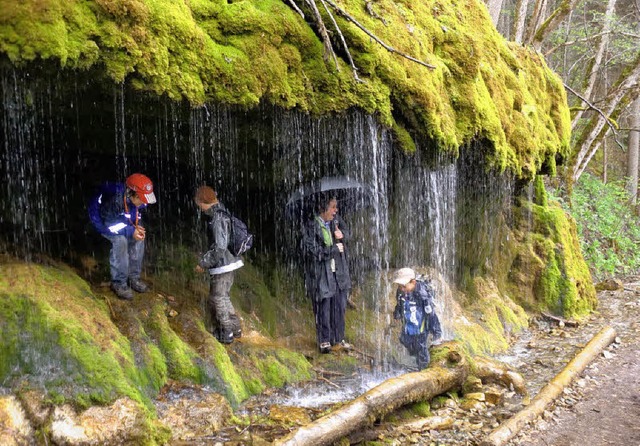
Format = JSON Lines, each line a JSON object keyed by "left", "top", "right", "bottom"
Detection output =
{"left": 557, "top": 174, "right": 640, "bottom": 279}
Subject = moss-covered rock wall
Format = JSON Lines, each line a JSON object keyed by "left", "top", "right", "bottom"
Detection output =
{"left": 1, "top": 0, "right": 569, "bottom": 177}
{"left": 0, "top": 260, "right": 313, "bottom": 412}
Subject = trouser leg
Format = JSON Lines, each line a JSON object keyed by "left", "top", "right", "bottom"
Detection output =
{"left": 330, "top": 289, "right": 347, "bottom": 344}
{"left": 103, "top": 234, "right": 128, "bottom": 285}
{"left": 415, "top": 333, "right": 430, "bottom": 369}
{"left": 208, "top": 271, "right": 236, "bottom": 332}
{"left": 312, "top": 295, "right": 331, "bottom": 345}
{"left": 128, "top": 238, "right": 145, "bottom": 280}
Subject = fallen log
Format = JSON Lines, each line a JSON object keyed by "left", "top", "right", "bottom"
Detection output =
{"left": 273, "top": 344, "right": 468, "bottom": 446}
{"left": 481, "top": 326, "right": 617, "bottom": 446}
{"left": 540, "top": 311, "right": 579, "bottom": 327}
{"left": 474, "top": 356, "right": 528, "bottom": 397}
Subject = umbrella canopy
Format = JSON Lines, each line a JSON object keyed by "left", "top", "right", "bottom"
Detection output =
{"left": 285, "top": 176, "right": 373, "bottom": 220}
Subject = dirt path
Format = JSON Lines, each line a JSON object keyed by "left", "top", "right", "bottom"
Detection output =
{"left": 509, "top": 283, "right": 640, "bottom": 446}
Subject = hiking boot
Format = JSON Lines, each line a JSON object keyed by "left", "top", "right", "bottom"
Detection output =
{"left": 216, "top": 329, "right": 234, "bottom": 344}
{"left": 233, "top": 328, "right": 242, "bottom": 339}
{"left": 338, "top": 340, "right": 353, "bottom": 350}
{"left": 111, "top": 283, "right": 133, "bottom": 301}
{"left": 319, "top": 342, "right": 332, "bottom": 354}
{"left": 129, "top": 278, "right": 149, "bottom": 293}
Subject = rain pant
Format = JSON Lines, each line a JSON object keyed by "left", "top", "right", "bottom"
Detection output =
{"left": 394, "top": 280, "right": 442, "bottom": 368}
{"left": 88, "top": 182, "right": 148, "bottom": 286}
{"left": 303, "top": 214, "right": 352, "bottom": 346}
{"left": 199, "top": 203, "right": 243, "bottom": 335}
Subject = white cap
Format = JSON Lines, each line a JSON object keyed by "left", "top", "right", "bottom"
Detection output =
{"left": 393, "top": 267, "right": 416, "bottom": 286}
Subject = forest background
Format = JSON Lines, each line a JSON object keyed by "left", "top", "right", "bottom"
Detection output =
{"left": 484, "top": 0, "right": 640, "bottom": 279}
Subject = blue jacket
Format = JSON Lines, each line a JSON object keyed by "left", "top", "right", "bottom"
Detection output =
{"left": 88, "top": 182, "right": 146, "bottom": 238}
{"left": 394, "top": 279, "right": 442, "bottom": 337}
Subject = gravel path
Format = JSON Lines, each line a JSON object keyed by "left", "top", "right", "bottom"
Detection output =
{"left": 508, "top": 283, "right": 640, "bottom": 446}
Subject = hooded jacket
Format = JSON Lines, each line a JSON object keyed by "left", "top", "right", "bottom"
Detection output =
{"left": 199, "top": 203, "right": 244, "bottom": 275}
{"left": 394, "top": 279, "right": 442, "bottom": 338}
{"left": 88, "top": 182, "right": 146, "bottom": 238}
{"left": 302, "top": 214, "right": 351, "bottom": 300}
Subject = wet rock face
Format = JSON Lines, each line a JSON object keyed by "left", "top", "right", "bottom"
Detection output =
{"left": 0, "top": 396, "right": 35, "bottom": 446}
{"left": 50, "top": 398, "right": 150, "bottom": 445}
{"left": 156, "top": 386, "right": 232, "bottom": 441}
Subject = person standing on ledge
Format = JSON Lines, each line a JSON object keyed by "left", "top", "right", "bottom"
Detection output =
{"left": 194, "top": 185, "right": 243, "bottom": 344}
{"left": 302, "top": 193, "right": 353, "bottom": 354}
{"left": 88, "top": 173, "right": 156, "bottom": 301}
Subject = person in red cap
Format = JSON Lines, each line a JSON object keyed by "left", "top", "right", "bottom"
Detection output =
{"left": 88, "top": 173, "right": 156, "bottom": 300}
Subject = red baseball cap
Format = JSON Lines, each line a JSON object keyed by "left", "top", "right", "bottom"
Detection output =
{"left": 126, "top": 173, "right": 156, "bottom": 204}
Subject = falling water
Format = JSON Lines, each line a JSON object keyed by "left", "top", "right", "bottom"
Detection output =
{"left": 1, "top": 63, "right": 521, "bottom": 400}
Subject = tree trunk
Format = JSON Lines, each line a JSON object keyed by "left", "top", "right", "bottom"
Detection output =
{"left": 512, "top": 0, "right": 530, "bottom": 43}
{"left": 571, "top": 60, "right": 640, "bottom": 182}
{"left": 523, "top": 0, "right": 548, "bottom": 47}
{"left": 485, "top": 0, "right": 504, "bottom": 27}
{"left": 528, "top": 0, "right": 582, "bottom": 50}
{"left": 627, "top": 97, "right": 640, "bottom": 204}
{"left": 273, "top": 347, "right": 469, "bottom": 446}
{"left": 571, "top": 0, "right": 617, "bottom": 130}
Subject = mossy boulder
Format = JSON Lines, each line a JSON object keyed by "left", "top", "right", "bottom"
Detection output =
{"left": 0, "top": 0, "right": 569, "bottom": 176}
{"left": 504, "top": 178, "right": 597, "bottom": 318}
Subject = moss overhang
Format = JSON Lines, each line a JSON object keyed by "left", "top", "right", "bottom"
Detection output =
{"left": 0, "top": 0, "right": 570, "bottom": 178}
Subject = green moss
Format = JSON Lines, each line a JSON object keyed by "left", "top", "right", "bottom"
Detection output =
{"left": 0, "top": 0, "right": 570, "bottom": 176}
{"left": 452, "top": 278, "right": 529, "bottom": 356}
{"left": 144, "top": 304, "right": 205, "bottom": 383}
{"left": 0, "top": 263, "right": 157, "bottom": 409}
{"left": 504, "top": 182, "right": 597, "bottom": 318}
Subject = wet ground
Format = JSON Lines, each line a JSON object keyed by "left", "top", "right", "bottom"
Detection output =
{"left": 174, "top": 280, "right": 640, "bottom": 445}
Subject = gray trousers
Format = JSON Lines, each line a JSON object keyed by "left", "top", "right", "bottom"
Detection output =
{"left": 208, "top": 271, "right": 239, "bottom": 333}
{"left": 102, "top": 234, "right": 144, "bottom": 285}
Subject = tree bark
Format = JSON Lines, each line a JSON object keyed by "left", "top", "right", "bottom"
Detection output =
{"left": 273, "top": 347, "right": 469, "bottom": 446}
{"left": 485, "top": 0, "right": 504, "bottom": 27}
{"left": 627, "top": 97, "right": 640, "bottom": 204}
{"left": 512, "top": 0, "right": 530, "bottom": 43}
{"left": 570, "top": 0, "right": 617, "bottom": 130}
{"left": 481, "top": 326, "right": 617, "bottom": 446}
{"left": 528, "top": 0, "right": 582, "bottom": 51}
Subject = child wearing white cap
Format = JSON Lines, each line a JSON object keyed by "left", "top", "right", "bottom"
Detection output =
{"left": 392, "top": 267, "right": 442, "bottom": 369}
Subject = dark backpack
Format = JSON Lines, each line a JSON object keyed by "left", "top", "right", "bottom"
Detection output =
{"left": 218, "top": 209, "right": 253, "bottom": 256}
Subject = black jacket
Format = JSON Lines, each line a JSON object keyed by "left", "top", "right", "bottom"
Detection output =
{"left": 302, "top": 214, "right": 351, "bottom": 300}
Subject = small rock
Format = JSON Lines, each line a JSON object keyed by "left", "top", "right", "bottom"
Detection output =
{"left": 602, "top": 350, "right": 614, "bottom": 359}
{"left": 595, "top": 278, "right": 623, "bottom": 291}
{"left": 167, "top": 309, "right": 178, "bottom": 318}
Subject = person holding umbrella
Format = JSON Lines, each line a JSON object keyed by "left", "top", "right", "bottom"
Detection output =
{"left": 302, "top": 193, "right": 353, "bottom": 353}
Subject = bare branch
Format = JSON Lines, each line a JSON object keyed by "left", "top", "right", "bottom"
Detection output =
{"left": 305, "top": 0, "right": 340, "bottom": 71}
{"left": 285, "top": 0, "right": 305, "bottom": 18}
{"left": 544, "top": 31, "right": 612, "bottom": 57}
{"left": 318, "top": 0, "right": 363, "bottom": 82}
{"left": 323, "top": 0, "right": 436, "bottom": 69}
{"left": 564, "top": 82, "right": 624, "bottom": 150}
{"left": 365, "top": 1, "right": 387, "bottom": 25}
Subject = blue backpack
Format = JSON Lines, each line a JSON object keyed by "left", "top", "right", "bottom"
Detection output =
{"left": 218, "top": 209, "right": 254, "bottom": 256}
{"left": 403, "top": 298, "right": 425, "bottom": 335}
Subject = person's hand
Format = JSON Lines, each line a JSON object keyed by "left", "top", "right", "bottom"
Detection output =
{"left": 195, "top": 265, "right": 204, "bottom": 273}
{"left": 336, "top": 242, "right": 344, "bottom": 253}
{"left": 334, "top": 223, "right": 343, "bottom": 240}
{"left": 133, "top": 226, "right": 145, "bottom": 241}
